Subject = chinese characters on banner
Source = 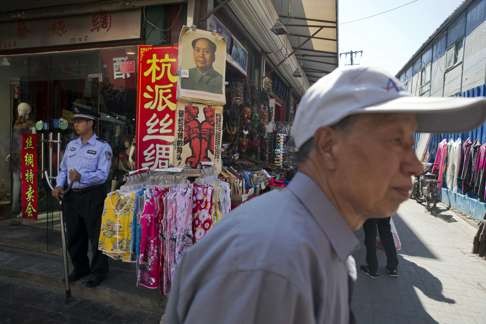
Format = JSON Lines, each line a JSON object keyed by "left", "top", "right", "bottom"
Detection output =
{"left": 21, "top": 134, "right": 39, "bottom": 220}
{"left": 136, "top": 46, "right": 178, "bottom": 169}
{"left": 174, "top": 103, "right": 223, "bottom": 171}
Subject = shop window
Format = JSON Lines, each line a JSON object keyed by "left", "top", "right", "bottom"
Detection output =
{"left": 419, "top": 62, "right": 431, "bottom": 95}
{"left": 445, "top": 38, "right": 464, "bottom": 68}
{"left": 99, "top": 47, "right": 138, "bottom": 188}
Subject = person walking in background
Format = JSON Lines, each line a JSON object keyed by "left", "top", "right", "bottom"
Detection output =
{"left": 361, "top": 217, "right": 399, "bottom": 278}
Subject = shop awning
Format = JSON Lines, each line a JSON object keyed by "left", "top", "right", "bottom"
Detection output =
{"left": 228, "top": 0, "right": 337, "bottom": 94}
{"left": 273, "top": 0, "right": 338, "bottom": 84}
{"left": 228, "top": 0, "right": 310, "bottom": 95}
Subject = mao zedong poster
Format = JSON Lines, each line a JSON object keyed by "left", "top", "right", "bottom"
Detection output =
{"left": 178, "top": 26, "right": 227, "bottom": 105}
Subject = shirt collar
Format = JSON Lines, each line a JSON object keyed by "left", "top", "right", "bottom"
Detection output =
{"left": 287, "top": 172, "right": 359, "bottom": 262}
{"left": 195, "top": 67, "right": 214, "bottom": 77}
{"left": 77, "top": 134, "right": 97, "bottom": 146}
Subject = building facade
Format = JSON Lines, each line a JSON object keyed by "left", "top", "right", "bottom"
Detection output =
{"left": 397, "top": 0, "right": 486, "bottom": 219}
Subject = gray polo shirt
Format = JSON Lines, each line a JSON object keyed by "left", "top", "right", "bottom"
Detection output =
{"left": 165, "top": 172, "right": 359, "bottom": 324}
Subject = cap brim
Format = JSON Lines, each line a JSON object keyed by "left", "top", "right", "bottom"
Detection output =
{"left": 72, "top": 114, "right": 96, "bottom": 120}
{"left": 360, "top": 96, "right": 486, "bottom": 132}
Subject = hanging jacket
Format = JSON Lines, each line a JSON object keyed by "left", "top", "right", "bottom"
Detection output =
{"left": 432, "top": 139, "right": 448, "bottom": 189}
{"left": 460, "top": 138, "right": 473, "bottom": 193}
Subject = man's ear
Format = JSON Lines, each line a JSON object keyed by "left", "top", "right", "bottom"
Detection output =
{"left": 313, "top": 127, "right": 339, "bottom": 170}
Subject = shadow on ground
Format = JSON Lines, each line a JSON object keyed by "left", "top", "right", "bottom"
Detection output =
{"left": 352, "top": 215, "right": 455, "bottom": 324}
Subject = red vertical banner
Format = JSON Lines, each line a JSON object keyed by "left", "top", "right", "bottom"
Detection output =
{"left": 21, "top": 133, "right": 39, "bottom": 220}
{"left": 136, "top": 45, "right": 178, "bottom": 169}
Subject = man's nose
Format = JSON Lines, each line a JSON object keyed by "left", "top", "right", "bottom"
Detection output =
{"left": 403, "top": 150, "right": 424, "bottom": 177}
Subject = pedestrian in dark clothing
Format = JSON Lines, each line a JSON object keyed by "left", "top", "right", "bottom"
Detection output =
{"left": 361, "top": 217, "right": 399, "bottom": 278}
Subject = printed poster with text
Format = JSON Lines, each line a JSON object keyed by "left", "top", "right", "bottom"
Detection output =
{"left": 174, "top": 102, "right": 223, "bottom": 171}
{"left": 136, "top": 45, "right": 178, "bottom": 169}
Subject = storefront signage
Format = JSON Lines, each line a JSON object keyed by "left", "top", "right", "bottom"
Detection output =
{"left": 21, "top": 134, "right": 39, "bottom": 220}
{"left": 0, "top": 10, "right": 141, "bottom": 51}
{"left": 207, "top": 16, "right": 248, "bottom": 76}
{"left": 174, "top": 102, "right": 223, "bottom": 171}
{"left": 136, "top": 45, "right": 178, "bottom": 169}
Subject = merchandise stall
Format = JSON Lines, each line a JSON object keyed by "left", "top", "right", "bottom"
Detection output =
{"left": 99, "top": 22, "right": 299, "bottom": 295}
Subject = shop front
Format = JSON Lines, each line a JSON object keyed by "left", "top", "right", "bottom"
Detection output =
{"left": 0, "top": 1, "right": 306, "bottom": 297}
{"left": 0, "top": 4, "right": 184, "bottom": 248}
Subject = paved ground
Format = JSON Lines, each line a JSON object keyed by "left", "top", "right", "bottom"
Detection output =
{"left": 352, "top": 200, "right": 486, "bottom": 324}
{"left": 0, "top": 276, "right": 161, "bottom": 324}
{"left": 1, "top": 199, "right": 485, "bottom": 323}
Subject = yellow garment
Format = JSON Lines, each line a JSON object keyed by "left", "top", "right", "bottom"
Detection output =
{"left": 211, "top": 183, "right": 223, "bottom": 223}
{"left": 99, "top": 191, "right": 136, "bottom": 262}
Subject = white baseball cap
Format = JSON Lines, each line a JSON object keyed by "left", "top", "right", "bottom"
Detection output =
{"left": 291, "top": 66, "right": 486, "bottom": 150}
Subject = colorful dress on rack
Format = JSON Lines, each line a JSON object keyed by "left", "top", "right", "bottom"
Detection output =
{"left": 161, "top": 183, "right": 194, "bottom": 295}
{"left": 138, "top": 186, "right": 167, "bottom": 289}
{"left": 99, "top": 191, "right": 136, "bottom": 262}
{"left": 192, "top": 184, "right": 214, "bottom": 243}
{"left": 131, "top": 189, "right": 145, "bottom": 261}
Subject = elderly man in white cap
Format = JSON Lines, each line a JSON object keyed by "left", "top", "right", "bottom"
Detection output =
{"left": 165, "top": 66, "right": 486, "bottom": 324}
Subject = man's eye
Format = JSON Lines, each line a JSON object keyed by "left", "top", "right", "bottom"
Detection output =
{"left": 393, "top": 138, "right": 403, "bottom": 145}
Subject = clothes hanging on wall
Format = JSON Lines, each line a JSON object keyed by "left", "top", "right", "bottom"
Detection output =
{"left": 433, "top": 137, "right": 486, "bottom": 203}
{"left": 460, "top": 138, "right": 473, "bottom": 193}
{"left": 445, "top": 138, "right": 462, "bottom": 192}
{"left": 432, "top": 139, "right": 448, "bottom": 190}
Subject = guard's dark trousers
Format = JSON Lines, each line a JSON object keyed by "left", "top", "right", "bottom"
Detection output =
{"left": 63, "top": 185, "right": 108, "bottom": 276}
{"left": 363, "top": 217, "right": 398, "bottom": 273}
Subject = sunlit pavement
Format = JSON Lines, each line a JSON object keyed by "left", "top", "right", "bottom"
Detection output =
{"left": 352, "top": 200, "right": 486, "bottom": 324}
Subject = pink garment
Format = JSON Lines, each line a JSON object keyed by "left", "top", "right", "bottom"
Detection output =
{"left": 478, "top": 145, "right": 486, "bottom": 170}
{"left": 161, "top": 190, "right": 176, "bottom": 295}
{"left": 432, "top": 139, "right": 448, "bottom": 189}
{"left": 192, "top": 184, "right": 214, "bottom": 243}
{"left": 137, "top": 187, "right": 167, "bottom": 289}
{"left": 161, "top": 184, "right": 193, "bottom": 296}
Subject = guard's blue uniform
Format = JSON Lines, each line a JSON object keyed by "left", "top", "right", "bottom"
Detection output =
{"left": 56, "top": 133, "right": 112, "bottom": 284}
{"left": 56, "top": 134, "right": 112, "bottom": 189}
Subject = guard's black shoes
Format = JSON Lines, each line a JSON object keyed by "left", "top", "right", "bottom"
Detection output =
{"left": 63, "top": 270, "right": 90, "bottom": 283}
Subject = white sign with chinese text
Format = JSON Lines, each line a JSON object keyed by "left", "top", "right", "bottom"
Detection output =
{"left": 0, "top": 10, "right": 141, "bottom": 51}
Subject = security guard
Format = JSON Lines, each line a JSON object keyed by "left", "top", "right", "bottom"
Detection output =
{"left": 52, "top": 106, "right": 112, "bottom": 288}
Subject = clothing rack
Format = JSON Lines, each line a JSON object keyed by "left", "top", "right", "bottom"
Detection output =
{"left": 121, "top": 166, "right": 218, "bottom": 191}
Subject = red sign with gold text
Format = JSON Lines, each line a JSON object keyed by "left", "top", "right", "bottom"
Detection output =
{"left": 21, "top": 134, "right": 39, "bottom": 220}
{"left": 136, "top": 45, "right": 178, "bottom": 169}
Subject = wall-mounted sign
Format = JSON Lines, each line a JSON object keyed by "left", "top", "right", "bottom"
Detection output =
{"left": 136, "top": 45, "right": 178, "bottom": 169}
{"left": 174, "top": 102, "right": 223, "bottom": 171}
{"left": 21, "top": 134, "right": 39, "bottom": 220}
{"left": 207, "top": 15, "right": 248, "bottom": 76}
{"left": 0, "top": 10, "right": 141, "bottom": 51}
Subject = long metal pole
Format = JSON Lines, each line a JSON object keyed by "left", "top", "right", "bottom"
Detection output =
{"left": 48, "top": 132, "right": 53, "bottom": 179}
{"left": 41, "top": 133, "right": 45, "bottom": 179}
{"left": 56, "top": 133, "right": 61, "bottom": 179}
{"left": 44, "top": 171, "right": 71, "bottom": 302}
